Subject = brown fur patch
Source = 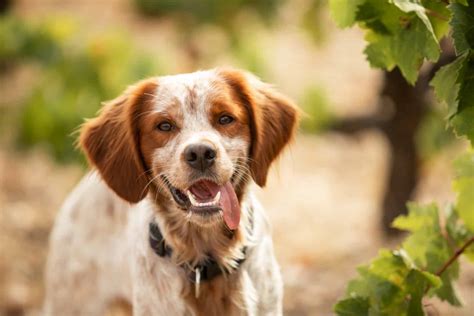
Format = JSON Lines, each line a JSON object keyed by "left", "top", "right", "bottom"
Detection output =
{"left": 183, "top": 274, "right": 244, "bottom": 316}
{"left": 218, "top": 68, "right": 299, "bottom": 186}
{"left": 79, "top": 79, "right": 158, "bottom": 202}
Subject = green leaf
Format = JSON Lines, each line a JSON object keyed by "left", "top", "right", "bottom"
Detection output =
{"left": 454, "top": 0, "right": 469, "bottom": 6}
{"left": 329, "top": 0, "right": 365, "bottom": 28}
{"left": 393, "top": 203, "right": 444, "bottom": 269}
{"left": 453, "top": 177, "right": 474, "bottom": 232}
{"left": 445, "top": 205, "right": 474, "bottom": 261}
{"left": 347, "top": 266, "right": 371, "bottom": 297}
{"left": 430, "top": 53, "right": 466, "bottom": 117}
{"left": 450, "top": 0, "right": 474, "bottom": 55}
{"left": 392, "top": 0, "right": 437, "bottom": 41}
{"left": 434, "top": 264, "right": 463, "bottom": 306}
{"left": 419, "top": 270, "right": 442, "bottom": 289}
{"left": 431, "top": 52, "right": 474, "bottom": 144}
{"left": 335, "top": 249, "right": 445, "bottom": 315}
{"left": 393, "top": 203, "right": 438, "bottom": 232}
{"left": 393, "top": 203, "right": 463, "bottom": 305}
{"left": 390, "top": 17, "right": 440, "bottom": 83}
{"left": 452, "top": 107, "right": 474, "bottom": 142}
{"left": 422, "top": 0, "right": 451, "bottom": 40}
{"left": 334, "top": 296, "right": 369, "bottom": 316}
{"left": 353, "top": 0, "right": 440, "bottom": 84}
{"left": 405, "top": 269, "right": 440, "bottom": 316}
{"left": 453, "top": 153, "right": 474, "bottom": 232}
{"left": 451, "top": 53, "right": 474, "bottom": 143}
{"left": 453, "top": 152, "right": 474, "bottom": 178}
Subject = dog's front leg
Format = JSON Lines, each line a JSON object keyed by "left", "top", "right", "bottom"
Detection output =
{"left": 131, "top": 255, "right": 187, "bottom": 316}
{"left": 247, "top": 235, "right": 284, "bottom": 316}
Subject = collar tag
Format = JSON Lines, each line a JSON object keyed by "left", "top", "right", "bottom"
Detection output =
{"left": 195, "top": 267, "right": 201, "bottom": 298}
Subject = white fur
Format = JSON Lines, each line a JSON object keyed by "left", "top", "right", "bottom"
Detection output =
{"left": 44, "top": 69, "right": 284, "bottom": 315}
{"left": 44, "top": 173, "right": 282, "bottom": 315}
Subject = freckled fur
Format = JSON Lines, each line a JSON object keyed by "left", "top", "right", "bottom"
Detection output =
{"left": 44, "top": 68, "right": 298, "bottom": 315}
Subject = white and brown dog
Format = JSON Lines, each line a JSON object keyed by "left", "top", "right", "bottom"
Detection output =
{"left": 44, "top": 68, "right": 298, "bottom": 315}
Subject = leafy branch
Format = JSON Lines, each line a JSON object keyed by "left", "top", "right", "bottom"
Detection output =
{"left": 436, "top": 236, "right": 474, "bottom": 276}
{"left": 330, "top": 0, "right": 474, "bottom": 314}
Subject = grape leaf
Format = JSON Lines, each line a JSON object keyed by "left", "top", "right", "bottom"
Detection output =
{"left": 333, "top": 296, "right": 369, "bottom": 316}
{"left": 450, "top": 0, "right": 474, "bottom": 55}
{"left": 430, "top": 54, "right": 466, "bottom": 117}
{"left": 453, "top": 153, "right": 474, "bottom": 232}
{"left": 454, "top": 0, "right": 469, "bottom": 6}
{"left": 431, "top": 52, "right": 474, "bottom": 143}
{"left": 445, "top": 205, "right": 474, "bottom": 261}
{"left": 453, "top": 177, "right": 474, "bottom": 232}
{"left": 392, "top": 0, "right": 437, "bottom": 41}
{"left": 451, "top": 53, "right": 474, "bottom": 143}
{"left": 422, "top": 0, "right": 451, "bottom": 40}
{"left": 405, "top": 269, "right": 441, "bottom": 316}
{"left": 335, "top": 249, "right": 441, "bottom": 315}
{"left": 393, "top": 203, "right": 462, "bottom": 305}
{"left": 329, "top": 0, "right": 365, "bottom": 28}
{"left": 393, "top": 204, "right": 445, "bottom": 270}
{"left": 354, "top": 0, "right": 440, "bottom": 84}
{"left": 434, "top": 265, "right": 462, "bottom": 306}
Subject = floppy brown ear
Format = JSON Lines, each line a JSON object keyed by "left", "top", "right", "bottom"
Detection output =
{"left": 79, "top": 79, "right": 158, "bottom": 203}
{"left": 219, "top": 69, "right": 299, "bottom": 187}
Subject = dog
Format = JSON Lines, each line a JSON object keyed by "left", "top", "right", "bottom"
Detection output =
{"left": 44, "top": 68, "right": 298, "bottom": 315}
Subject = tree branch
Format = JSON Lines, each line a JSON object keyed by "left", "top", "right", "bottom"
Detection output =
{"left": 424, "top": 236, "right": 474, "bottom": 296}
{"left": 435, "top": 236, "right": 474, "bottom": 276}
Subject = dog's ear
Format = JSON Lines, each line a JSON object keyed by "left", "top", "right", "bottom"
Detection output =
{"left": 218, "top": 68, "right": 299, "bottom": 187}
{"left": 79, "top": 79, "right": 158, "bottom": 203}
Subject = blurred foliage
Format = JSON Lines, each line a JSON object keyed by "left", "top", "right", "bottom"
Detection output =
{"left": 132, "top": 0, "right": 283, "bottom": 79}
{"left": 299, "top": 85, "right": 334, "bottom": 133}
{"left": 331, "top": 1, "right": 474, "bottom": 314}
{"left": 301, "top": 0, "right": 329, "bottom": 44}
{"left": 134, "top": 0, "right": 283, "bottom": 27}
{"left": 415, "top": 105, "right": 456, "bottom": 160}
{"left": 0, "top": 15, "right": 162, "bottom": 163}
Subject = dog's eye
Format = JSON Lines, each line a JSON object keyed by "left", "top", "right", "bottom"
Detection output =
{"left": 218, "top": 114, "right": 234, "bottom": 125}
{"left": 157, "top": 121, "right": 173, "bottom": 132}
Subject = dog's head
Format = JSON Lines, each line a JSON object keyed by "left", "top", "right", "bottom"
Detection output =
{"left": 80, "top": 68, "right": 298, "bottom": 229}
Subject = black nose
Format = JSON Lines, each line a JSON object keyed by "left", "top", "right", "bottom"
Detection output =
{"left": 184, "top": 144, "right": 217, "bottom": 172}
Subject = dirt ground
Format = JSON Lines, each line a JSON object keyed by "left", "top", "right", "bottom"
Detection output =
{"left": 1, "top": 133, "right": 473, "bottom": 315}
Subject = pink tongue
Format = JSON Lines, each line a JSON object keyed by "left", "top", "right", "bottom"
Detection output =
{"left": 188, "top": 180, "right": 241, "bottom": 230}
{"left": 219, "top": 181, "right": 240, "bottom": 230}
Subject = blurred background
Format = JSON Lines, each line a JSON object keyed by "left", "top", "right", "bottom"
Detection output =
{"left": 0, "top": 0, "right": 473, "bottom": 315}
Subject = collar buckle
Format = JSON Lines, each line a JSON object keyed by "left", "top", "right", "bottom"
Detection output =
{"left": 195, "top": 267, "right": 201, "bottom": 298}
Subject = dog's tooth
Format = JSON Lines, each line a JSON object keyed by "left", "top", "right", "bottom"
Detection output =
{"left": 212, "top": 191, "right": 221, "bottom": 204}
{"left": 187, "top": 190, "right": 199, "bottom": 206}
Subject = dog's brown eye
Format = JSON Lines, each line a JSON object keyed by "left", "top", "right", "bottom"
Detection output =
{"left": 218, "top": 115, "right": 234, "bottom": 125}
{"left": 157, "top": 121, "right": 173, "bottom": 132}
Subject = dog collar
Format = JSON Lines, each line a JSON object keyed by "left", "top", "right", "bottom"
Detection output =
{"left": 148, "top": 221, "right": 247, "bottom": 284}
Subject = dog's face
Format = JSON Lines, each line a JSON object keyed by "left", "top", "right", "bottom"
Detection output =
{"left": 80, "top": 69, "right": 298, "bottom": 229}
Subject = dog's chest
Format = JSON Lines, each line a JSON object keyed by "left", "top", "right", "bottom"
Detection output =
{"left": 183, "top": 273, "right": 244, "bottom": 316}
{"left": 140, "top": 256, "right": 245, "bottom": 316}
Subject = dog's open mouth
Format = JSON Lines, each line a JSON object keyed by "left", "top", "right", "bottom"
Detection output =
{"left": 162, "top": 176, "right": 241, "bottom": 230}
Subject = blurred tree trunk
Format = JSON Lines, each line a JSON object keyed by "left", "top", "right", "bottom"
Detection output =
{"left": 380, "top": 68, "right": 425, "bottom": 235}
{"left": 0, "top": 0, "right": 12, "bottom": 14}
{"left": 331, "top": 44, "right": 455, "bottom": 236}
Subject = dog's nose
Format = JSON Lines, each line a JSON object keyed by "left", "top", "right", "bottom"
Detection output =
{"left": 184, "top": 144, "right": 216, "bottom": 172}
